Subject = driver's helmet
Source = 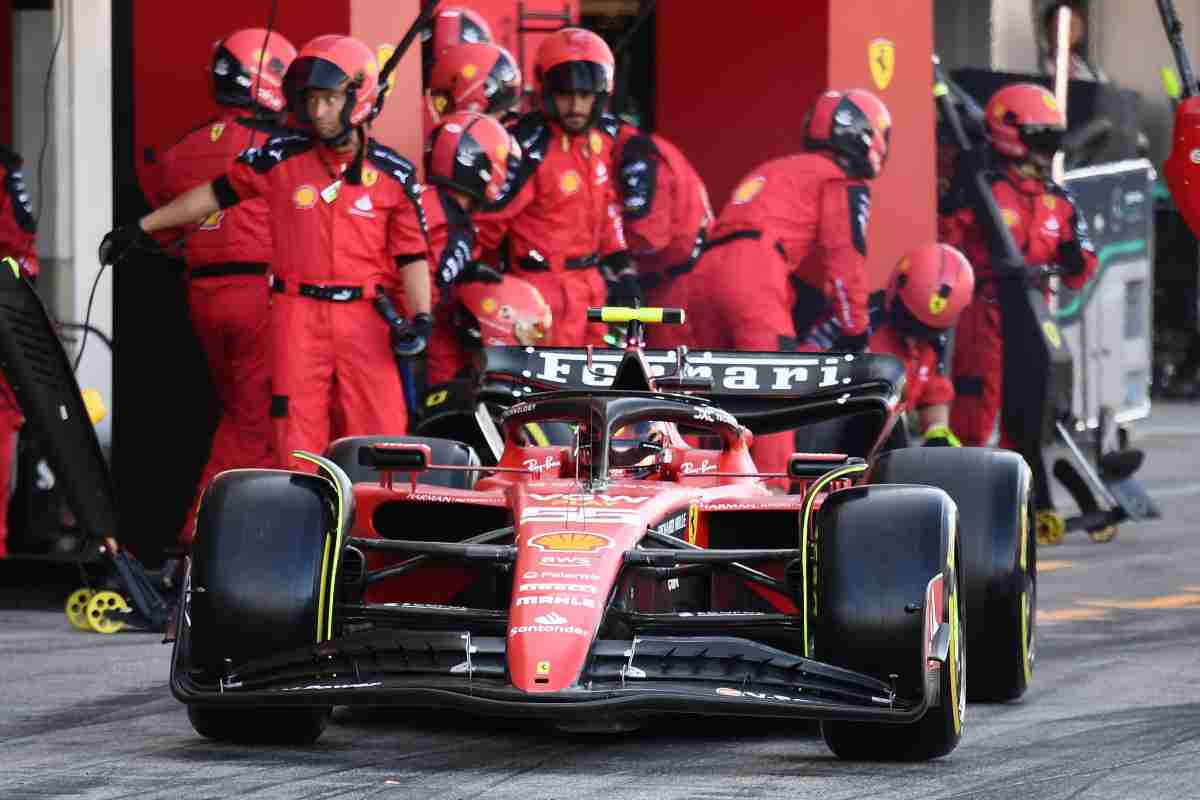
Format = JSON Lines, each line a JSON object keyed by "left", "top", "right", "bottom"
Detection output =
{"left": 454, "top": 274, "right": 552, "bottom": 349}
{"left": 610, "top": 420, "right": 671, "bottom": 470}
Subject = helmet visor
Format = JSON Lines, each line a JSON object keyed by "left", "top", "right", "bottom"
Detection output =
{"left": 1019, "top": 125, "right": 1065, "bottom": 156}
{"left": 544, "top": 61, "right": 609, "bottom": 94}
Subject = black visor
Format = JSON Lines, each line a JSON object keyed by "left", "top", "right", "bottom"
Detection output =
{"left": 544, "top": 61, "right": 608, "bottom": 94}
{"left": 484, "top": 57, "right": 521, "bottom": 114}
{"left": 1019, "top": 124, "right": 1065, "bottom": 155}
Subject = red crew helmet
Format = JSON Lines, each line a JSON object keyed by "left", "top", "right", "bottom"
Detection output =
{"left": 985, "top": 82, "right": 1066, "bottom": 161}
{"left": 455, "top": 274, "right": 553, "bottom": 348}
{"left": 888, "top": 243, "right": 976, "bottom": 333}
{"left": 427, "top": 112, "right": 518, "bottom": 205}
{"left": 428, "top": 42, "right": 521, "bottom": 118}
{"left": 210, "top": 28, "right": 297, "bottom": 113}
{"left": 534, "top": 28, "right": 614, "bottom": 129}
{"left": 804, "top": 89, "right": 892, "bottom": 179}
{"left": 423, "top": 6, "right": 494, "bottom": 84}
{"left": 284, "top": 35, "right": 379, "bottom": 130}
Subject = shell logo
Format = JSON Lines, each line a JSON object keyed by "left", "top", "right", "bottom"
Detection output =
{"left": 362, "top": 167, "right": 378, "bottom": 188}
{"left": 1042, "top": 195, "right": 1057, "bottom": 210}
{"left": 589, "top": 131, "right": 603, "bottom": 155}
{"left": 481, "top": 297, "right": 498, "bottom": 314}
{"left": 992, "top": 103, "right": 1006, "bottom": 120}
{"left": 293, "top": 185, "right": 318, "bottom": 209}
{"left": 1001, "top": 208, "right": 1019, "bottom": 228}
{"left": 496, "top": 141, "right": 509, "bottom": 162}
{"left": 462, "top": 63, "right": 478, "bottom": 79}
{"left": 209, "top": 122, "right": 225, "bottom": 142}
{"left": 199, "top": 211, "right": 223, "bottom": 231}
{"left": 929, "top": 293, "right": 948, "bottom": 316}
{"left": 560, "top": 170, "right": 581, "bottom": 195}
{"left": 529, "top": 531, "right": 614, "bottom": 553}
{"left": 732, "top": 176, "right": 766, "bottom": 205}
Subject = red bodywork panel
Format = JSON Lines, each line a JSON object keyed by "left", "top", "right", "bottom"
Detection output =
{"left": 1165, "top": 97, "right": 1200, "bottom": 237}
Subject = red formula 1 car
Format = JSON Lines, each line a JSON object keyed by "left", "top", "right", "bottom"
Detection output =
{"left": 170, "top": 308, "right": 1036, "bottom": 761}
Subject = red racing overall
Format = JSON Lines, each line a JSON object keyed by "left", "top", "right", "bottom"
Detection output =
{"left": 145, "top": 114, "right": 281, "bottom": 544}
{"left": 212, "top": 134, "right": 429, "bottom": 469}
{"left": 0, "top": 149, "right": 37, "bottom": 557}
{"left": 939, "top": 171, "right": 1097, "bottom": 445}
{"left": 614, "top": 128, "right": 713, "bottom": 349}
{"left": 684, "top": 152, "right": 872, "bottom": 482}
{"left": 475, "top": 113, "right": 626, "bottom": 346}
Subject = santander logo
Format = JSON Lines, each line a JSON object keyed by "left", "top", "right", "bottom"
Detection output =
{"left": 535, "top": 612, "right": 568, "bottom": 625}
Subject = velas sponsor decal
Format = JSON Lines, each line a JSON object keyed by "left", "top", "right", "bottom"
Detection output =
{"left": 527, "top": 493, "right": 650, "bottom": 505}
{"left": 281, "top": 681, "right": 383, "bottom": 692}
{"left": 715, "top": 687, "right": 807, "bottom": 702}
{"left": 527, "top": 531, "right": 614, "bottom": 553}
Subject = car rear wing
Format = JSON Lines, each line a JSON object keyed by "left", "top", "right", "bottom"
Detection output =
{"left": 475, "top": 346, "right": 906, "bottom": 452}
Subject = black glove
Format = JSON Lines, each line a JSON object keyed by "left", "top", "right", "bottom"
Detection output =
{"left": 98, "top": 223, "right": 158, "bottom": 266}
{"left": 606, "top": 271, "right": 642, "bottom": 308}
{"left": 390, "top": 312, "right": 433, "bottom": 359}
{"left": 460, "top": 261, "right": 504, "bottom": 284}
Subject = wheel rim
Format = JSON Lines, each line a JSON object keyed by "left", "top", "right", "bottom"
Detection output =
{"left": 85, "top": 591, "right": 129, "bottom": 634}
{"left": 65, "top": 588, "right": 94, "bottom": 631}
{"left": 1035, "top": 509, "right": 1065, "bottom": 546}
{"left": 1021, "top": 498, "right": 1037, "bottom": 682}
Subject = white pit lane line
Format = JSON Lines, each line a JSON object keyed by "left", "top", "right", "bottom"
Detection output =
{"left": 1146, "top": 482, "right": 1200, "bottom": 500}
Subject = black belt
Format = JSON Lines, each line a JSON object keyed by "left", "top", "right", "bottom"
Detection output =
{"left": 639, "top": 230, "right": 708, "bottom": 291}
{"left": 190, "top": 262, "right": 268, "bottom": 279}
{"left": 516, "top": 252, "right": 599, "bottom": 272}
{"left": 271, "top": 278, "right": 364, "bottom": 302}
{"left": 703, "top": 229, "right": 762, "bottom": 250}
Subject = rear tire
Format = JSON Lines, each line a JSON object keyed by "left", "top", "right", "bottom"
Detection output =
{"left": 815, "top": 485, "right": 965, "bottom": 761}
{"left": 868, "top": 448, "right": 1035, "bottom": 702}
{"left": 185, "top": 469, "right": 339, "bottom": 743}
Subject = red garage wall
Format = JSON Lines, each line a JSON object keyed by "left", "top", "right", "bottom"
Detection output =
{"left": 655, "top": 1, "right": 831, "bottom": 217}
{"left": 655, "top": 1, "right": 935, "bottom": 290}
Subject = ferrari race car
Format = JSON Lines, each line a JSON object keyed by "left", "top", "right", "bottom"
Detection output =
{"left": 170, "top": 308, "right": 1037, "bottom": 761}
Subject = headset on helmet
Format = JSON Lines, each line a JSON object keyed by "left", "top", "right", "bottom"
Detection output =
{"left": 454, "top": 274, "right": 552, "bottom": 349}
{"left": 210, "top": 28, "right": 297, "bottom": 113}
{"left": 534, "top": 28, "right": 614, "bottom": 129}
{"left": 422, "top": 7, "right": 494, "bottom": 85}
{"left": 428, "top": 42, "right": 521, "bottom": 119}
{"left": 283, "top": 35, "right": 379, "bottom": 143}
{"left": 887, "top": 243, "right": 975, "bottom": 337}
{"left": 985, "top": 82, "right": 1066, "bottom": 162}
{"left": 427, "top": 112, "right": 518, "bottom": 205}
{"left": 803, "top": 89, "right": 892, "bottom": 179}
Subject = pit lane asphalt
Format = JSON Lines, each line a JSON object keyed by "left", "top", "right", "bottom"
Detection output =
{"left": 3, "top": 404, "right": 1200, "bottom": 800}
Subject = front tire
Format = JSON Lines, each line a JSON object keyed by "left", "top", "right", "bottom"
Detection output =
{"left": 815, "top": 485, "right": 965, "bottom": 761}
{"left": 187, "top": 706, "right": 331, "bottom": 745}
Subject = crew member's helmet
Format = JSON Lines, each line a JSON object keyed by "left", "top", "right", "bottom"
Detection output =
{"left": 455, "top": 274, "right": 553, "bottom": 349}
{"left": 985, "top": 82, "right": 1066, "bottom": 163}
{"left": 428, "top": 42, "right": 522, "bottom": 119}
{"left": 886, "top": 243, "right": 976, "bottom": 337}
{"left": 210, "top": 28, "right": 297, "bottom": 113}
{"left": 803, "top": 89, "right": 892, "bottom": 179}
{"left": 283, "top": 35, "right": 379, "bottom": 134}
{"left": 423, "top": 6, "right": 494, "bottom": 85}
{"left": 427, "top": 112, "right": 518, "bottom": 206}
{"left": 534, "top": 28, "right": 614, "bottom": 129}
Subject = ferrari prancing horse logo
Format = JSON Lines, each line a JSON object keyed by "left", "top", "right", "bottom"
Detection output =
{"left": 869, "top": 38, "right": 895, "bottom": 91}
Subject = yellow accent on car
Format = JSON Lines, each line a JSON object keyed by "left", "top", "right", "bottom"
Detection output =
{"left": 293, "top": 451, "right": 348, "bottom": 642}
{"left": 594, "top": 307, "right": 683, "bottom": 325}
{"left": 800, "top": 462, "right": 869, "bottom": 656}
{"left": 315, "top": 533, "right": 332, "bottom": 643}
